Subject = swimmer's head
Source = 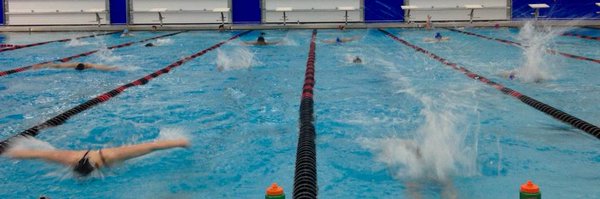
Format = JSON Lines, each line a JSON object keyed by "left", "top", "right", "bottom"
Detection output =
{"left": 257, "top": 36, "right": 265, "bottom": 43}
{"left": 123, "top": 29, "right": 129, "bottom": 34}
{"left": 435, "top": 32, "right": 442, "bottom": 40}
{"left": 353, "top": 56, "right": 362, "bottom": 64}
{"left": 336, "top": 37, "right": 342, "bottom": 43}
{"left": 75, "top": 63, "right": 86, "bottom": 71}
{"left": 509, "top": 72, "right": 516, "bottom": 80}
{"left": 145, "top": 43, "right": 154, "bottom": 47}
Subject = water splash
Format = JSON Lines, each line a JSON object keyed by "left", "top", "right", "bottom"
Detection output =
{"left": 158, "top": 127, "right": 190, "bottom": 141}
{"left": 3, "top": 136, "right": 56, "bottom": 152}
{"left": 360, "top": 44, "right": 480, "bottom": 182}
{"left": 154, "top": 38, "right": 173, "bottom": 46}
{"left": 215, "top": 47, "right": 259, "bottom": 72}
{"left": 66, "top": 35, "right": 92, "bottom": 47}
{"left": 95, "top": 40, "right": 122, "bottom": 63}
{"left": 361, "top": 95, "right": 478, "bottom": 182}
{"left": 513, "top": 21, "right": 569, "bottom": 83}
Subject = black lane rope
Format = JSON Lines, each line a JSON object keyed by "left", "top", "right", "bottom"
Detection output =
{"left": 561, "top": 32, "right": 600, "bottom": 41}
{"left": 379, "top": 29, "right": 600, "bottom": 139}
{"left": 0, "top": 31, "right": 120, "bottom": 53}
{"left": 293, "top": 29, "right": 318, "bottom": 199}
{"left": 446, "top": 28, "right": 600, "bottom": 64}
{"left": 0, "top": 30, "right": 252, "bottom": 155}
{"left": 0, "top": 31, "right": 185, "bottom": 77}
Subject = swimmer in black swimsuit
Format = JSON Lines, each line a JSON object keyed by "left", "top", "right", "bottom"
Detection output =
{"left": 4, "top": 139, "right": 189, "bottom": 177}
{"left": 33, "top": 62, "right": 118, "bottom": 71}
{"left": 73, "top": 149, "right": 106, "bottom": 176}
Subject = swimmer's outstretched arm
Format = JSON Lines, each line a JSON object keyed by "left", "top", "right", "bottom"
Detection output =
{"left": 32, "top": 62, "right": 76, "bottom": 70}
{"left": 100, "top": 139, "right": 189, "bottom": 165}
{"left": 86, "top": 63, "right": 119, "bottom": 71}
{"left": 5, "top": 149, "right": 81, "bottom": 166}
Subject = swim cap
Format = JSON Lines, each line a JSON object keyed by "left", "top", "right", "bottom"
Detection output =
{"left": 75, "top": 63, "right": 86, "bottom": 71}
{"left": 336, "top": 37, "right": 341, "bottom": 43}
{"left": 435, "top": 33, "right": 442, "bottom": 39}
{"left": 123, "top": 29, "right": 129, "bottom": 33}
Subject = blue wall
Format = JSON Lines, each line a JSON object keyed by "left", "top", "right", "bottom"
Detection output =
{"left": 232, "top": 0, "right": 261, "bottom": 24}
{"left": 364, "top": 0, "right": 404, "bottom": 22}
{"left": 513, "top": 0, "right": 600, "bottom": 20}
{"left": 109, "top": 0, "right": 128, "bottom": 24}
{"left": 0, "top": 0, "right": 4, "bottom": 25}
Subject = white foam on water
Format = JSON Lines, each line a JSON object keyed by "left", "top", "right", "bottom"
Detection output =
{"left": 157, "top": 127, "right": 190, "bottom": 141}
{"left": 66, "top": 38, "right": 92, "bottom": 47}
{"left": 154, "top": 38, "right": 173, "bottom": 46}
{"left": 215, "top": 47, "right": 260, "bottom": 72}
{"left": 96, "top": 46, "right": 123, "bottom": 63}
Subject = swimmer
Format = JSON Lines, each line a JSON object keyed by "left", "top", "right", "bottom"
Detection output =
{"left": 3, "top": 138, "right": 189, "bottom": 177}
{"left": 353, "top": 56, "right": 362, "bottom": 64}
{"left": 244, "top": 32, "right": 281, "bottom": 46}
{"left": 32, "top": 62, "right": 118, "bottom": 71}
{"left": 145, "top": 43, "right": 155, "bottom": 47}
{"left": 218, "top": 24, "right": 226, "bottom": 32}
{"left": 423, "top": 32, "right": 450, "bottom": 43}
{"left": 151, "top": 25, "right": 158, "bottom": 32}
{"left": 499, "top": 70, "right": 543, "bottom": 83}
{"left": 499, "top": 70, "right": 518, "bottom": 80}
{"left": 425, "top": 15, "right": 432, "bottom": 30}
{"left": 121, "top": 28, "right": 132, "bottom": 37}
{"left": 395, "top": 140, "right": 457, "bottom": 199}
{"left": 322, "top": 36, "right": 361, "bottom": 44}
{"left": 338, "top": 25, "right": 346, "bottom": 31}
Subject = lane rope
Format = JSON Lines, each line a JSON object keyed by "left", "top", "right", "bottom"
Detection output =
{"left": 293, "top": 29, "right": 318, "bottom": 199}
{"left": 446, "top": 28, "right": 600, "bottom": 64}
{"left": 0, "top": 31, "right": 185, "bottom": 77}
{"left": 379, "top": 28, "right": 600, "bottom": 139}
{"left": 0, "top": 30, "right": 252, "bottom": 155}
{"left": 561, "top": 33, "right": 600, "bottom": 41}
{"left": 0, "top": 31, "right": 120, "bottom": 53}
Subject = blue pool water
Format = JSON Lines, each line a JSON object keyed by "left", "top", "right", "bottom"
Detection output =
{"left": 0, "top": 26, "right": 599, "bottom": 198}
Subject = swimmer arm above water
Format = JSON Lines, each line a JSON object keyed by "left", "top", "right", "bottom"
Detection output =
{"left": 5, "top": 139, "right": 189, "bottom": 175}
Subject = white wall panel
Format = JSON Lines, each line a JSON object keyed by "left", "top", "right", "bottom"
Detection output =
{"left": 6, "top": 0, "right": 108, "bottom": 25}
{"left": 264, "top": 0, "right": 361, "bottom": 23}
{"left": 407, "top": 0, "right": 509, "bottom": 21}
{"left": 131, "top": 0, "right": 231, "bottom": 24}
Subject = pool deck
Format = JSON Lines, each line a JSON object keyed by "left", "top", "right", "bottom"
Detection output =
{"left": 0, "top": 20, "right": 598, "bottom": 32}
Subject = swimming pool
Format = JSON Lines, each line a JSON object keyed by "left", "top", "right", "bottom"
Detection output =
{"left": 1, "top": 26, "right": 599, "bottom": 198}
